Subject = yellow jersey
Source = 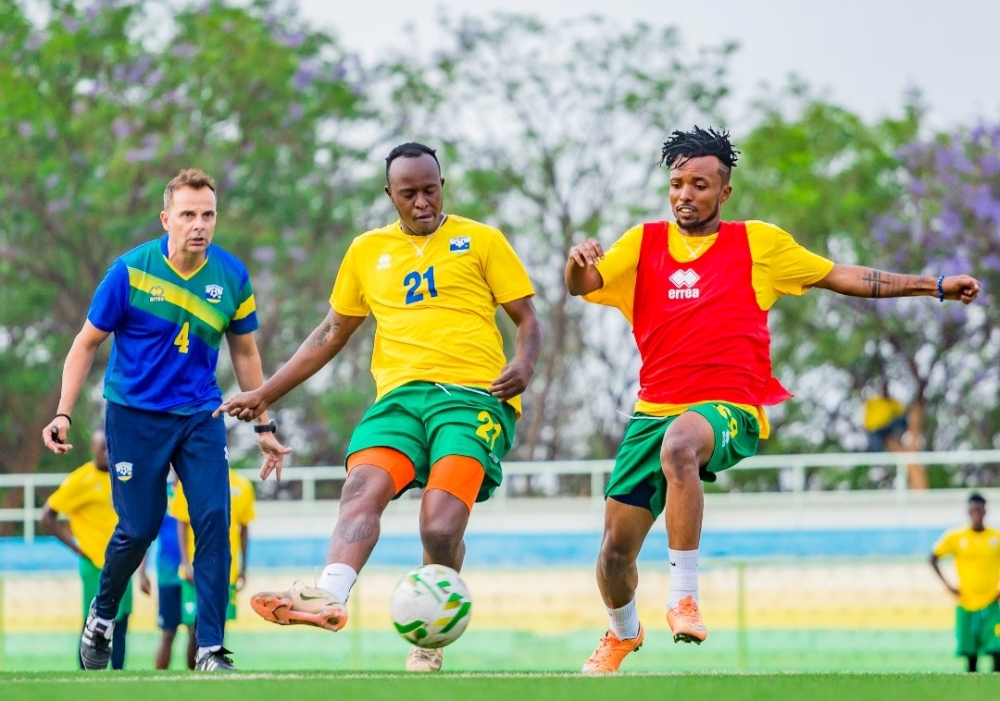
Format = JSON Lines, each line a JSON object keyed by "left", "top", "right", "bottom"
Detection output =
{"left": 330, "top": 215, "right": 535, "bottom": 415}
{"left": 169, "top": 470, "right": 256, "bottom": 585}
{"left": 584, "top": 220, "right": 834, "bottom": 438}
{"left": 933, "top": 526, "right": 1000, "bottom": 611}
{"left": 46, "top": 462, "right": 117, "bottom": 568}
{"left": 863, "top": 396, "right": 906, "bottom": 433}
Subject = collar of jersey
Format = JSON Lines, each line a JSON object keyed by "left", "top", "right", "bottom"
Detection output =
{"left": 160, "top": 235, "right": 210, "bottom": 280}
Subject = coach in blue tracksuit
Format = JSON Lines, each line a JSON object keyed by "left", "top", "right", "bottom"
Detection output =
{"left": 43, "top": 168, "right": 290, "bottom": 672}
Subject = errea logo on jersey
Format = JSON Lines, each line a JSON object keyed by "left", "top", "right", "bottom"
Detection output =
{"left": 377, "top": 254, "right": 391, "bottom": 270}
{"left": 114, "top": 462, "right": 133, "bottom": 482}
{"left": 149, "top": 285, "right": 165, "bottom": 302}
{"left": 669, "top": 269, "right": 700, "bottom": 299}
{"left": 205, "top": 284, "right": 224, "bottom": 303}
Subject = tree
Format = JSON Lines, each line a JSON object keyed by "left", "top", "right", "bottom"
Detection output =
{"left": 0, "top": 0, "right": 371, "bottom": 501}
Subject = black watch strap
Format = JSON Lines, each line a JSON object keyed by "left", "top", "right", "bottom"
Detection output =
{"left": 253, "top": 419, "right": 277, "bottom": 434}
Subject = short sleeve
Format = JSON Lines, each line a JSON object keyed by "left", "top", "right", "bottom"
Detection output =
{"left": 932, "top": 531, "right": 956, "bottom": 558}
{"left": 87, "top": 260, "right": 131, "bottom": 332}
{"left": 46, "top": 466, "right": 89, "bottom": 515}
{"left": 751, "top": 221, "right": 834, "bottom": 298}
{"left": 330, "top": 243, "right": 370, "bottom": 316}
{"left": 228, "top": 272, "right": 259, "bottom": 336}
{"left": 483, "top": 230, "right": 534, "bottom": 304}
{"left": 582, "top": 225, "right": 643, "bottom": 324}
{"left": 168, "top": 482, "right": 191, "bottom": 524}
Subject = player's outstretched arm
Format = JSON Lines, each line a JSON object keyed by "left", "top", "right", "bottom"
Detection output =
{"left": 42, "top": 321, "right": 110, "bottom": 454}
{"left": 491, "top": 297, "right": 543, "bottom": 401}
{"left": 565, "top": 238, "right": 606, "bottom": 296}
{"left": 215, "top": 309, "right": 366, "bottom": 422}
{"left": 813, "top": 264, "right": 980, "bottom": 304}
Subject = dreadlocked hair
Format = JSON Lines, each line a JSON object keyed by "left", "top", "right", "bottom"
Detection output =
{"left": 659, "top": 126, "right": 740, "bottom": 182}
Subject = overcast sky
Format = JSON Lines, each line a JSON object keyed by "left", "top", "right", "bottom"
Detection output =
{"left": 298, "top": 0, "right": 999, "bottom": 131}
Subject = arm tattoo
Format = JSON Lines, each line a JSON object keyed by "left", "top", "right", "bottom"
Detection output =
{"left": 860, "top": 270, "right": 922, "bottom": 298}
{"left": 308, "top": 317, "right": 340, "bottom": 351}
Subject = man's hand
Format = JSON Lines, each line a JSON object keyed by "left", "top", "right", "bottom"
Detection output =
{"left": 139, "top": 569, "right": 152, "bottom": 596}
{"left": 257, "top": 431, "right": 291, "bottom": 482}
{"left": 214, "top": 389, "right": 269, "bottom": 422}
{"left": 490, "top": 360, "right": 534, "bottom": 401}
{"left": 568, "top": 238, "right": 605, "bottom": 268}
{"left": 182, "top": 563, "right": 194, "bottom": 584}
{"left": 236, "top": 572, "right": 246, "bottom": 592}
{"left": 42, "top": 416, "right": 74, "bottom": 454}
{"left": 942, "top": 275, "right": 980, "bottom": 304}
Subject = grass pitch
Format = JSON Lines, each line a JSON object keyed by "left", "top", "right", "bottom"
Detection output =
{"left": 2, "top": 671, "right": 999, "bottom": 701}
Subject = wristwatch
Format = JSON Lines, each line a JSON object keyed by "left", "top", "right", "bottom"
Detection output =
{"left": 254, "top": 419, "right": 277, "bottom": 434}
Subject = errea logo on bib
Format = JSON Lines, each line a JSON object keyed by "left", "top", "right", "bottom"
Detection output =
{"left": 669, "top": 269, "right": 700, "bottom": 299}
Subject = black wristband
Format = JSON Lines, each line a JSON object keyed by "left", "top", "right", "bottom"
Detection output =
{"left": 54, "top": 413, "right": 72, "bottom": 426}
{"left": 254, "top": 419, "right": 277, "bottom": 434}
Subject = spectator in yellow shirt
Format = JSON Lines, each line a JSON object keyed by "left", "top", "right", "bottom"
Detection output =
{"left": 169, "top": 468, "right": 255, "bottom": 667}
{"left": 931, "top": 493, "right": 1000, "bottom": 673}
{"left": 41, "top": 430, "right": 134, "bottom": 670}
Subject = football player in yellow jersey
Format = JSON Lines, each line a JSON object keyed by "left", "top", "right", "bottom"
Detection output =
{"left": 42, "top": 430, "right": 134, "bottom": 670}
{"left": 169, "top": 469, "right": 256, "bottom": 668}
{"left": 931, "top": 493, "right": 1000, "bottom": 673}
{"left": 217, "top": 142, "right": 542, "bottom": 672}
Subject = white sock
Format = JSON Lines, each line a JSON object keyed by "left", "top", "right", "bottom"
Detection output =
{"left": 196, "top": 645, "right": 221, "bottom": 661}
{"left": 607, "top": 597, "right": 640, "bottom": 640}
{"left": 317, "top": 562, "right": 358, "bottom": 603}
{"left": 667, "top": 548, "right": 699, "bottom": 609}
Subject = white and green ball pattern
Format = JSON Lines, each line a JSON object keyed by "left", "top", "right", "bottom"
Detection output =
{"left": 390, "top": 564, "right": 472, "bottom": 649}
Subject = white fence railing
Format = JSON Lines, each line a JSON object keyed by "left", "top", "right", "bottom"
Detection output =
{"left": 3, "top": 450, "right": 1000, "bottom": 542}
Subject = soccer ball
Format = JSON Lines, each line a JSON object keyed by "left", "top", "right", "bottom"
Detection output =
{"left": 389, "top": 564, "right": 472, "bottom": 648}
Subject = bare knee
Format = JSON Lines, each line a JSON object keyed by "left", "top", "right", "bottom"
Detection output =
{"left": 340, "top": 466, "right": 396, "bottom": 513}
{"left": 660, "top": 437, "right": 700, "bottom": 483}
{"left": 599, "top": 533, "right": 637, "bottom": 575}
{"left": 420, "top": 517, "right": 463, "bottom": 556}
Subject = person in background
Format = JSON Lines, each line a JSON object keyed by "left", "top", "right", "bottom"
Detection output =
{"left": 170, "top": 468, "right": 256, "bottom": 667}
{"left": 41, "top": 429, "right": 133, "bottom": 670}
{"left": 931, "top": 493, "right": 1000, "bottom": 673}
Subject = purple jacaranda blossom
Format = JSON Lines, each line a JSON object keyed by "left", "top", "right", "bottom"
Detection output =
{"left": 286, "top": 103, "right": 305, "bottom": 123}
{"left": 293, "top": 58, "right": 320, "bottom": 90}
{"left": 289, "top": 247, "right": 307, "bottom": 263}
{"left": 125, "top": 134, "right": 160, "bottom": 163}
{"left": 278, "top": 30, "right": 306, "bottom": 49}
{"left": 45, "top": 174, "right": 59, "bottom": 189}
{"left": 252, "top": 246, "right": 276, "bottom": 265}
{"left": 111, "top": 118, "right": 131, "bottom": 140}
{"left": 62, "top": 16, "right": 80, "bottom": 33}
{"left": 980, "top": 254, "right": 1000, "bottom": 274}
{"left": 908, "top": 179, "right": 928, "bottom": 197}
{"left": 171, "top": 44, "right": 198, "bottom": 59}
{"left": 47, "top": 197, "right": 70, "bottom": 214}
{"left": 17, "top": 122, "right": 32, "bottom": 138}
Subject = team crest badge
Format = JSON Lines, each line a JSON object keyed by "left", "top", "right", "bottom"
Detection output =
{"left": 114, "top": 462, "right": 133, "bottom": 482}
{"left": 449, "top": 236, "right": 471, "bottom": 253}
{"left": 205, "top": 284, "right": 224, "bottom": 303}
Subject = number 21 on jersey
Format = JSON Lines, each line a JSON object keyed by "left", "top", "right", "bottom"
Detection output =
{"left": 404, "top": 266, "right": 438, "bottom": 304}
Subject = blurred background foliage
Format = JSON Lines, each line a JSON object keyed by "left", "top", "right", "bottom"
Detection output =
{"left": 2, "top": 0, "right": 998, "bottom": 489}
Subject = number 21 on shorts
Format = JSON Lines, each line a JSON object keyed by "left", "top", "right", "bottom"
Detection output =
{"left": 476, "top": 410, "right": 502, "bottom": 449}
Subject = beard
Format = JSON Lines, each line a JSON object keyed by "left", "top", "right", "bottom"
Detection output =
{"left": 676, "top": 202, "right": 720, "bottom": 235}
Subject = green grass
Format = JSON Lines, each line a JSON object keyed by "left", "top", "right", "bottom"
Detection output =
{"left": 1, "top": 671, "right": 999, "bottom": 701}
{"left": 0, "top": 628, "right": 977, "bottom": 673}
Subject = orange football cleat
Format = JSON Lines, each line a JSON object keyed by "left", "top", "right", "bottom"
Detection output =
{"left": 581, "top": 624, "right": 644, "bottom": 674}
{"left": 250, "top": 583, "right": 347, "bottom": 632}
{"left": 667, "top": 595, "right": 707, "bottom": 644}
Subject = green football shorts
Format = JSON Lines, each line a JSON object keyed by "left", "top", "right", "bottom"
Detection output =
{"left": 80, "top": 556, "right": 133, "bottom": 620}
{"left": 955, "top": 602, "right": 1000, "bottom": 655}
{"left": 181, "top": 580, "right": 237, "bottom": 626}
{"left": 346, "top": 381, "right": 516, "bottom": 503}
{"left": 606, "top": 402, "right": 760, "bottom": 518}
